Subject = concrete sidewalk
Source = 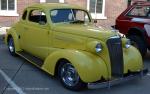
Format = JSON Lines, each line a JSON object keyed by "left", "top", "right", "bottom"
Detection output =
{"left": 0, "top": 27, "right": 10, "bottom": 40}
{"left": 0, "top": 27, "right": 10, "bottom": 34}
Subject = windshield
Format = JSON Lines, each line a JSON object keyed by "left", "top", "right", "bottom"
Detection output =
{"left": 50, "top": 9, "right": 91, "bottom": 24}
{"left": 127, "top": 6, "right": 150, "bottom": 18}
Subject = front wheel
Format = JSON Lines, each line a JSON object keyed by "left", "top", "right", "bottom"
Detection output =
{"left": 128, "top": 35, "right": 147, "bottom": 57}
{"left": 58, "top": 60, "right": 86, "bottom": 91}
{"left": 8, "top": 37, "right": 16, "bottom": 56}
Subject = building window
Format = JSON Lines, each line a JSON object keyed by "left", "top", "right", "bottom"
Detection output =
{"left": 0, "top": 0, "right": 19, "bottom": 16}
{"left": 46, "top": 0, "right": 60, "bottom": 3}
{"left": 40, "top": 0, "right": 64, "bottom": 3}
{"left": 87, "top": 0, "right": 107, "bottom": 19}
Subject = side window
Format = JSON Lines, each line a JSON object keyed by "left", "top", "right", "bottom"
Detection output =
{"left": 29, "top": 10, "right": 47, "bottom": 25}
{"left": 22, "top": 10, "right": 27, "bottom": 20}
{"left": 127, "top": 6, "right": 150, "bottom": 17}
{"left": 50, "top": 9, "right": 73, "bottom": 23}
{"left": 74, "top": 10, "right": 89, "bottom": 22}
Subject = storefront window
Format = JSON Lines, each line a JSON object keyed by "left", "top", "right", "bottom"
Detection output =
{"left": 0, "top": 0, "right": 18, "bottom": 16}
{"left": 87, "top": 0, "right": 107, "bottom": 19}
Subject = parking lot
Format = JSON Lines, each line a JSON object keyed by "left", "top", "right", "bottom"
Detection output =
{"left": 0, "top": 36, "right": 150, "bottom": 94}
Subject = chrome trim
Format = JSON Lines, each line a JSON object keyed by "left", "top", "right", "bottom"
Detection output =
{"left": 109, "top": 35, "right": 120, "bottom": 39}
{"left": 88, "top": 69, "right": 148, "bottom": 89}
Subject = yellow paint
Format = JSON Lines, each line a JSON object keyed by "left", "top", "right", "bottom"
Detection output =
{"left": 5, "top": 3, "right": 144, "bottom": 83}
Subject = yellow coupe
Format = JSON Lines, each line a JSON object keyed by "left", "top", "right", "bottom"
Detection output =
{"left": 5, "top": 3, "right": 148, "bottom": 90}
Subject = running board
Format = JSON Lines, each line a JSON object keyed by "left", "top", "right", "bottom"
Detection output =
{"left": 17, "top": 51, "right": 44, "bottom": 67}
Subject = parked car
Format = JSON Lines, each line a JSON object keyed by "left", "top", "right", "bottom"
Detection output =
{"left": 5, "top": 3, "right": 147, "bottom": 90}
{"left": 116, "top": 1, "right": 150, "bottom": 56}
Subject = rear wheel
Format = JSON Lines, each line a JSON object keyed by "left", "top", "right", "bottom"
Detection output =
{"left": 8, "top": 37, "right": 16, "bottom": 56}
{"left": 128, "top": 35, "right": 147, "bottom": 57}
{"left": 57, "top": 60, "right": 86, "bottom": 91}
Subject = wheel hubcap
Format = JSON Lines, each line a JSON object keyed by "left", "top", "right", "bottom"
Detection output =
{"left": 60, "top": 63, "right": 79, "bottom": 86}
{"left": 8, "top": 39, "right": 14, "bottom": 52}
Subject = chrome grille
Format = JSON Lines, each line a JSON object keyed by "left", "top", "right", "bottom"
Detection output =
{"left": 107, "top": 37, "right": 124, "bottom": 77}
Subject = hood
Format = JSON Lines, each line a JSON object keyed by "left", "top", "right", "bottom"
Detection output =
{"left": 52, "top": 24, "right": 118, "bottom": 41}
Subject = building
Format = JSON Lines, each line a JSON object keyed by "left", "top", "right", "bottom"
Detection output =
{"left": 0, "top": 0, "right": 128, "bottom": 29}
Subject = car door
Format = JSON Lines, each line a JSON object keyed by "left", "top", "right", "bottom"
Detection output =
{"left": 16, "top": 9, "right": 28, "bottom": 50}
{"left": 23, "top": 8, "right": 50, "bottom": 60}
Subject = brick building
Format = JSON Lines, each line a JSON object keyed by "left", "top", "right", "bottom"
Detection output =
{"left": 0, "top": 0, "right": 129, "bottom": 29}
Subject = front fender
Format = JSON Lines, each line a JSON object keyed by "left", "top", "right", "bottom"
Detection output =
{"left": 42, "top": 49, "right": 109, "bottom": 83}
{"left": 123, "top": 46, "right": 143, "bottom": 73}
{"left": 5, "top": 28, "right": 21, "bottom": 52}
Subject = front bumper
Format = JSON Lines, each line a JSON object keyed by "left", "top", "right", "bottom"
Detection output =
{"left": 88, "top": 69, "right": 148, "bottom": 89}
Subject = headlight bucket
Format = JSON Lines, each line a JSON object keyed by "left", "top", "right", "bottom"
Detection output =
{"left": 122, "top": 38, "right": 131, "bottom": 49}
{"left": 125, "top": 39, "right": 131, "bottom": 48}
{"left": 87, "top": 41, "right": 103, "bottom": 53}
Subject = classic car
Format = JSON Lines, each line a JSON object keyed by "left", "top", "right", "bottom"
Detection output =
{"left": 5, "top": 3, "right": 147, "bottom": 90}
{"left": 116, "top": 1, "right": 150, "bottom": 56}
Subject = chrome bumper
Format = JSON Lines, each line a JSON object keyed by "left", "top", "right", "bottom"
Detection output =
{"left": 88, "top": 69, "right": 148, "bottom": 89}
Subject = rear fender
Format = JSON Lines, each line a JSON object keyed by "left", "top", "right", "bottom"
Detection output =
{"left": 5, "top": 28, "right": 21, "bottom": 52}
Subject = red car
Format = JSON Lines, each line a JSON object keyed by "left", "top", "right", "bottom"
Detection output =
{"left": 116, "top": 1, "right": 150, "bottom": 56}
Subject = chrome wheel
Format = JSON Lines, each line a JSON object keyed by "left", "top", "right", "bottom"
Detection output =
{"left": 8, "top": 37, "right": 16, "bottom": 56}
{"left": 60, "top": 63, "right": 79, "bottom": 87}
{"left": 8, "top": 38, "right": 14, "bottom": 52}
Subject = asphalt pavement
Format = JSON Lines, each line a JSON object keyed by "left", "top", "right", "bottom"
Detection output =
{"left": 0, "top": 37, "right": 150, "bottom": 94}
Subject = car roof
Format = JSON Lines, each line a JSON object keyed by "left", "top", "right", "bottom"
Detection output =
{"left": 27, "top": 3, "right": 86, "bottom": 10}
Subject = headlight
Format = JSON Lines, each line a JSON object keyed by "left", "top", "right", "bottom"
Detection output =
{"left": 125, "top": 39, "right": 131, "bottom": 48}
{"left": 95, "top": 43, "right": 102, "bottom": 53}
{"left": 87, "top": 41, "right": 103, "bottom": 53}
